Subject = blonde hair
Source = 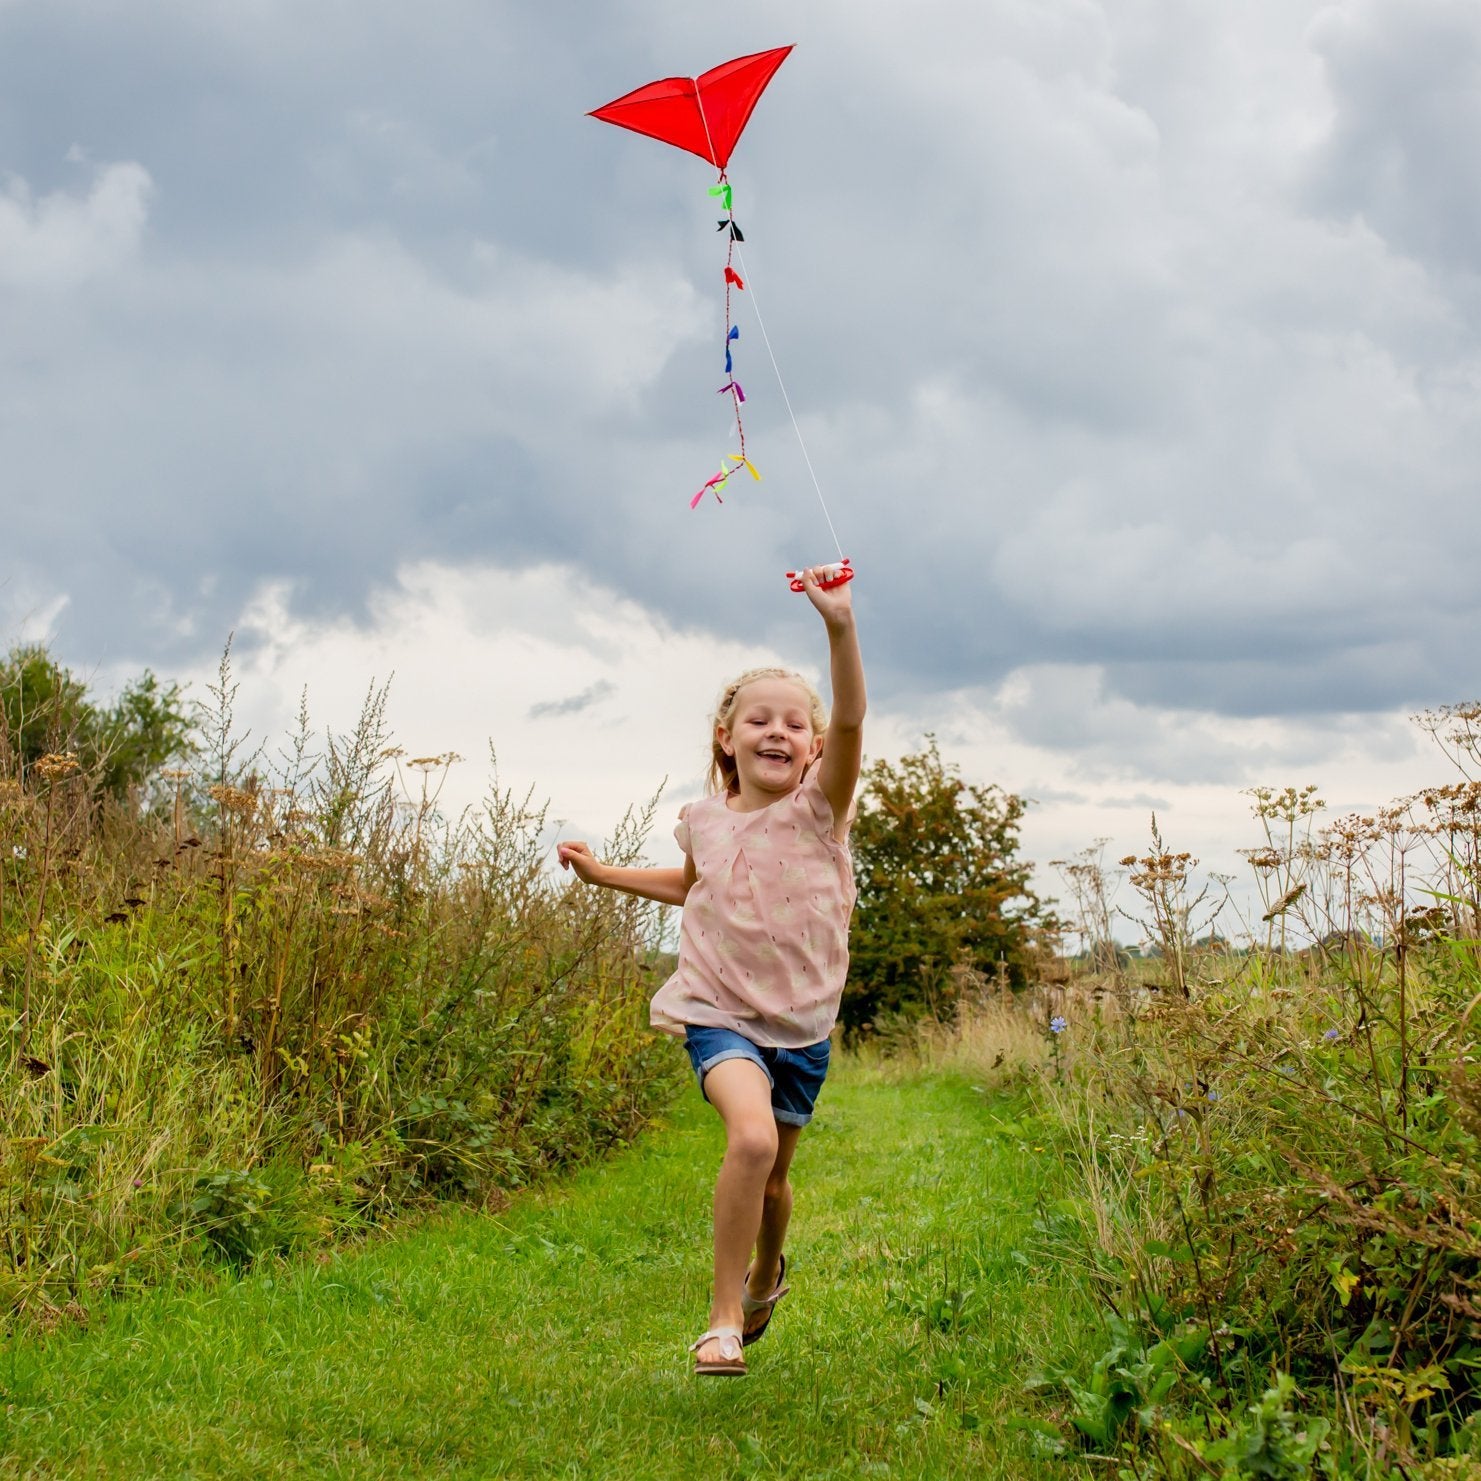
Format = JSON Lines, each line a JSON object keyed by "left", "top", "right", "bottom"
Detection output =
{"left": 707, "top": 667, "right": 828, "bottom": 796}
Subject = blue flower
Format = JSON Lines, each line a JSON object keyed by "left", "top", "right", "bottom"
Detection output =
{"left": 1206, "top": 1089, "right": 1220, "bottom": 1102}
{"left": 1322, "top": 1028, "right": 1341, "bottom": 1043}
{"left": 1049, "top": 1016, "right": 1067, "bottom": 1035}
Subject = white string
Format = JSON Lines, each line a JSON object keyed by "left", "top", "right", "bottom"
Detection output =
{"left": 691, "top": 78, "right": 846, "bottom": 564}
{"left": 730, "top": 240, "right": 846, "bottom": 563}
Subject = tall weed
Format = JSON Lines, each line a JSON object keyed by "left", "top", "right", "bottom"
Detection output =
{"left": 955, "top": 704, "right": 1481, "bottom": 1474}
{"left": 1, "top": 647, "right": 680, "bottom": 1326}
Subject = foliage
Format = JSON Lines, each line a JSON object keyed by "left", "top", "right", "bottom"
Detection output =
{"left": 1016, "top": 710, "right": 1481, "bottom": 1475}
{"left": 0, "top": 642, "right": 680, "bottom": 1327}
{"left": 844, "top": 736, "right": 1052, "bottom": 1031}
{"left": 0, "top": 643, "right": 194, "bottom": 802}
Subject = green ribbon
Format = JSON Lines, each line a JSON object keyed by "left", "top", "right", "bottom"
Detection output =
{"left": 708, "top": 183, "right": 733, "bottom": 212}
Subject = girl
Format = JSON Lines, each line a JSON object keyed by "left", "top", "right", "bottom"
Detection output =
{"left": 558, "top": 566, "right": 864, "bottom": 1377}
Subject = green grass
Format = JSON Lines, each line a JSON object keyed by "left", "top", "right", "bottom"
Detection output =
{"left": 0, "top": 1060, "right": 1096, "bottom": 1478}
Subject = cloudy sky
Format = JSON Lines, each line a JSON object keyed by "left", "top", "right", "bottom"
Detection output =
{"left": 3, "top": 0, "right": 1478, "bottom": 939}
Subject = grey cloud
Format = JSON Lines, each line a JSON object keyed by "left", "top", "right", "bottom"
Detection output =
{"left": 1307, "top": 0, "right": 1481, "bottom": 284}
{"left": 4, "top": 0, "right": 1480, "bottom": 743}
{"left": 529, "top": 680, "right": 615, "bottom": 720}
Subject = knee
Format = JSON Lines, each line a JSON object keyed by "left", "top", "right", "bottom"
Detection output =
{"left": 763, "top": 1170, "right": 791, "bottom": 1205}
{"left": 727, "top": 1120, "right": 779, "bottom": 1170}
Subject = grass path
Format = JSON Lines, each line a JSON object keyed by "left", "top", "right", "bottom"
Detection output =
{"left": 1, "top": 1063, "right": 1096, "bottom": 1478}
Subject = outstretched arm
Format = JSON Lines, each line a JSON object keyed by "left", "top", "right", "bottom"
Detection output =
{"left": 558, "top": 842, "right": 697, "bottom": 907}
{"left": 799, "top": 568, "right": 865, "bottom": 835}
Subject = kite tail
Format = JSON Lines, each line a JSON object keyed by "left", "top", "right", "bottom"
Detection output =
{"left": 719, "top": 175, "right": 746, "bottom": 462}
{"left": 692, "top": 171, "right": 756, "bottom": 509}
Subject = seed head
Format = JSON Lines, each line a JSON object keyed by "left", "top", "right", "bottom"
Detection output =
{"left": 34, "top": 752, "right": 81, "bottom": 782}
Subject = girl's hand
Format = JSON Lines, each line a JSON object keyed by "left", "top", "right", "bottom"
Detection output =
{"left": 797, "top": 565, "right": 854, "bottom": 625}
{"left": 557, "top": 841, "right": 606, "bottom": 886}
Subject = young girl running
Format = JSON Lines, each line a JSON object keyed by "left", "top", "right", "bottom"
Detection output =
{"left": 557, "top": 566, "right": 864, "bottom": 1377}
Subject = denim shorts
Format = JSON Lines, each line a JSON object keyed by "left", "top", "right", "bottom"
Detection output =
{"left": 683, "top": 1025, "right": 831, "bottom": 1127}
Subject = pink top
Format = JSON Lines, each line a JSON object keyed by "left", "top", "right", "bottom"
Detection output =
{"left": 649, "top": 769, "right": 857, "bottom": 1048}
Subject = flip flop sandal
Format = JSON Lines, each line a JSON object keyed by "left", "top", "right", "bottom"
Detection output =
{"left": 690, "top": 1325, "right": 747, "bottom": 1377}
{"left": 741, "top": 1253, "right": 789, "bottom": 1347}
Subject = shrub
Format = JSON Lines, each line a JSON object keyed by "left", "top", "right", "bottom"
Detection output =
{"left": 0, "top": 643, "right": 680, "bottom": 1325}
{"left": 844, "top": 737, "right": 1052, "bottom": 1031}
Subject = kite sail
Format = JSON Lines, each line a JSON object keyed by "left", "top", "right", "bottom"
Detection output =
{"left": 588, "top": 48, "right": 853, "bottom": 592}
{"left": 587, "top": 47, "right": 793, "bottom": 171}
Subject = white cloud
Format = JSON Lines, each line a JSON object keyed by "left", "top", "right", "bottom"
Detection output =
{"left": 0, "top": 160, "right": 153, "bottom": 288}
{"left": 79, "top": 558, "right": 1458, "bottom": 942}
{"left": 0, "top": 581, "right": 69, "bottom": 647}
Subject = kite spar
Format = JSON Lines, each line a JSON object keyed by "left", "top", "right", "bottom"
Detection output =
{"left": 588, "top": 47, "right": 853, "bottom": 593}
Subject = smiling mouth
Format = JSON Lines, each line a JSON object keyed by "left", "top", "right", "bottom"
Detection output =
{"left": 757, "top": 750, "right": 792, "bottom": 764}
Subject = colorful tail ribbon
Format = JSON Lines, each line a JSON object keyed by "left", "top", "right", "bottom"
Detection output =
{"left": 690, "top": 465, "right": 731, "bottom": 510}
{"left": 688, "top": 454, "right": 760, "bottom": 510}
{"left": 697, "top": 180, "right": 751, "bottom": 507}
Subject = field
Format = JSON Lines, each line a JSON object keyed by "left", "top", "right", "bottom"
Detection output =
{"left": 3, "top": 661, "right": 1480, "bottom": 1476}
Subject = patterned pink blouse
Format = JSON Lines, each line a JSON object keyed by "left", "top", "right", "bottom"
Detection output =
{"left": 649, "top": 769, "right": 857, "bottom": 1048}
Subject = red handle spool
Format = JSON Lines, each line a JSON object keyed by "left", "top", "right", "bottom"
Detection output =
{"left": 786, "top": 558, "right": 853, "bottom": 594}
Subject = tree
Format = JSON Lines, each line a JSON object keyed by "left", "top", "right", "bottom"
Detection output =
{"left": 844, "top": 737, "right": 1051, "bottom": 1031}
{"left": 0, "top": 644, "right": 195, "bottom": 802}
{"left": 0, "top": 644, "right": 92, "bottom": 770}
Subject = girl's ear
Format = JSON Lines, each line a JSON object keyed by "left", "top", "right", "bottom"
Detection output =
{"left": 716, "top": 724, "right": 736, "bottom": 758}
{"left": 808, "top": 732, "right": 825, "bottom": 762}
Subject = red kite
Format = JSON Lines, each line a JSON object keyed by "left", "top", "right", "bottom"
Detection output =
{"left": 587, "top": 46, "right": 793, "bottom": 172}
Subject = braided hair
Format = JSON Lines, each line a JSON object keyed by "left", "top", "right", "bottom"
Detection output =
{"left": 707, "top": 667, "right": 828, "bottom": 796}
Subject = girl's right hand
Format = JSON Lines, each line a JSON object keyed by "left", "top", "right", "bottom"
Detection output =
{"left": 557, "top": 840, "right": 605, "bottom": 886}
{"left": 797, "top": 564, "right": 855, "bottom": 626}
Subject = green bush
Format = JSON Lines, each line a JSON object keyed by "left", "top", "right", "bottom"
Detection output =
{"left": 1021, "top": 707, "right": 1481, "bottom": 1473}
{"left": 845, "top": 737, "right": 1053, "bottom": 1031}
{"left": 0, "top": 644, "right": 681, "bottom": 1326}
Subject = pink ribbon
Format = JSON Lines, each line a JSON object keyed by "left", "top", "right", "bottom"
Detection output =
{"left": 690, "top": 467, "right": 730, "bottom": 509}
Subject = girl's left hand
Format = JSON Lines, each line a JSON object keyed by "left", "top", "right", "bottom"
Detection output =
{"left": 796, "top": 565, "right": 854, "bottom": 623}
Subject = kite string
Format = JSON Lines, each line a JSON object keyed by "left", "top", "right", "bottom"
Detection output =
{"left": 692, "top": 79, "right": 845, "bottom": 561}
{"left": 729, "top": 239, "right": 846, "bottom": 564}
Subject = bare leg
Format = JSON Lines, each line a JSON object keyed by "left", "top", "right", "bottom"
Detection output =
{"left": 745, "top": 1123, "right": 802, "bottom": 1332}
{"left": 695, "top": 1059, "right": 778, "bottom": 1365}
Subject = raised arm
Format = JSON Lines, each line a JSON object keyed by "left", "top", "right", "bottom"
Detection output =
{"left": 800, "top": 568, "right": 865, "bottom": 834}
{"left": 558, "top": 842, "right": 697, "bottom": 907}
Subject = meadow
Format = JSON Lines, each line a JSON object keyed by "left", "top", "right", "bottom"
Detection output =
{"left": 3, "top": 650, "right": 1479, "bottom": 1477}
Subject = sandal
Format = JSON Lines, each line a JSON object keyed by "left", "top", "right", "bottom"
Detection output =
{"left": 741, "top": 1253, "right": 789, "bottom": 1347}
{"left": 690, "top": 1326, "right": 747, "bottom": 1377}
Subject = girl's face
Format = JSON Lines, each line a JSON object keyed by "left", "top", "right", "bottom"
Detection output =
{"left": 718, "top": 678, "right": 823, "bottom": 798}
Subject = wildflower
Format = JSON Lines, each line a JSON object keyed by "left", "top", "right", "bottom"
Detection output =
{"left": 1049, "top": 1016, "right": 1067, "bottom": 1034}
{"left": 1322, "top": 1028, "right": 1340, "bottom": 1042}
{"left": 1206, "top": 1089, "right": 1220, "bottom": 1102}
{"left": 35, "top": 751, "right": 81, "bottom": 781}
